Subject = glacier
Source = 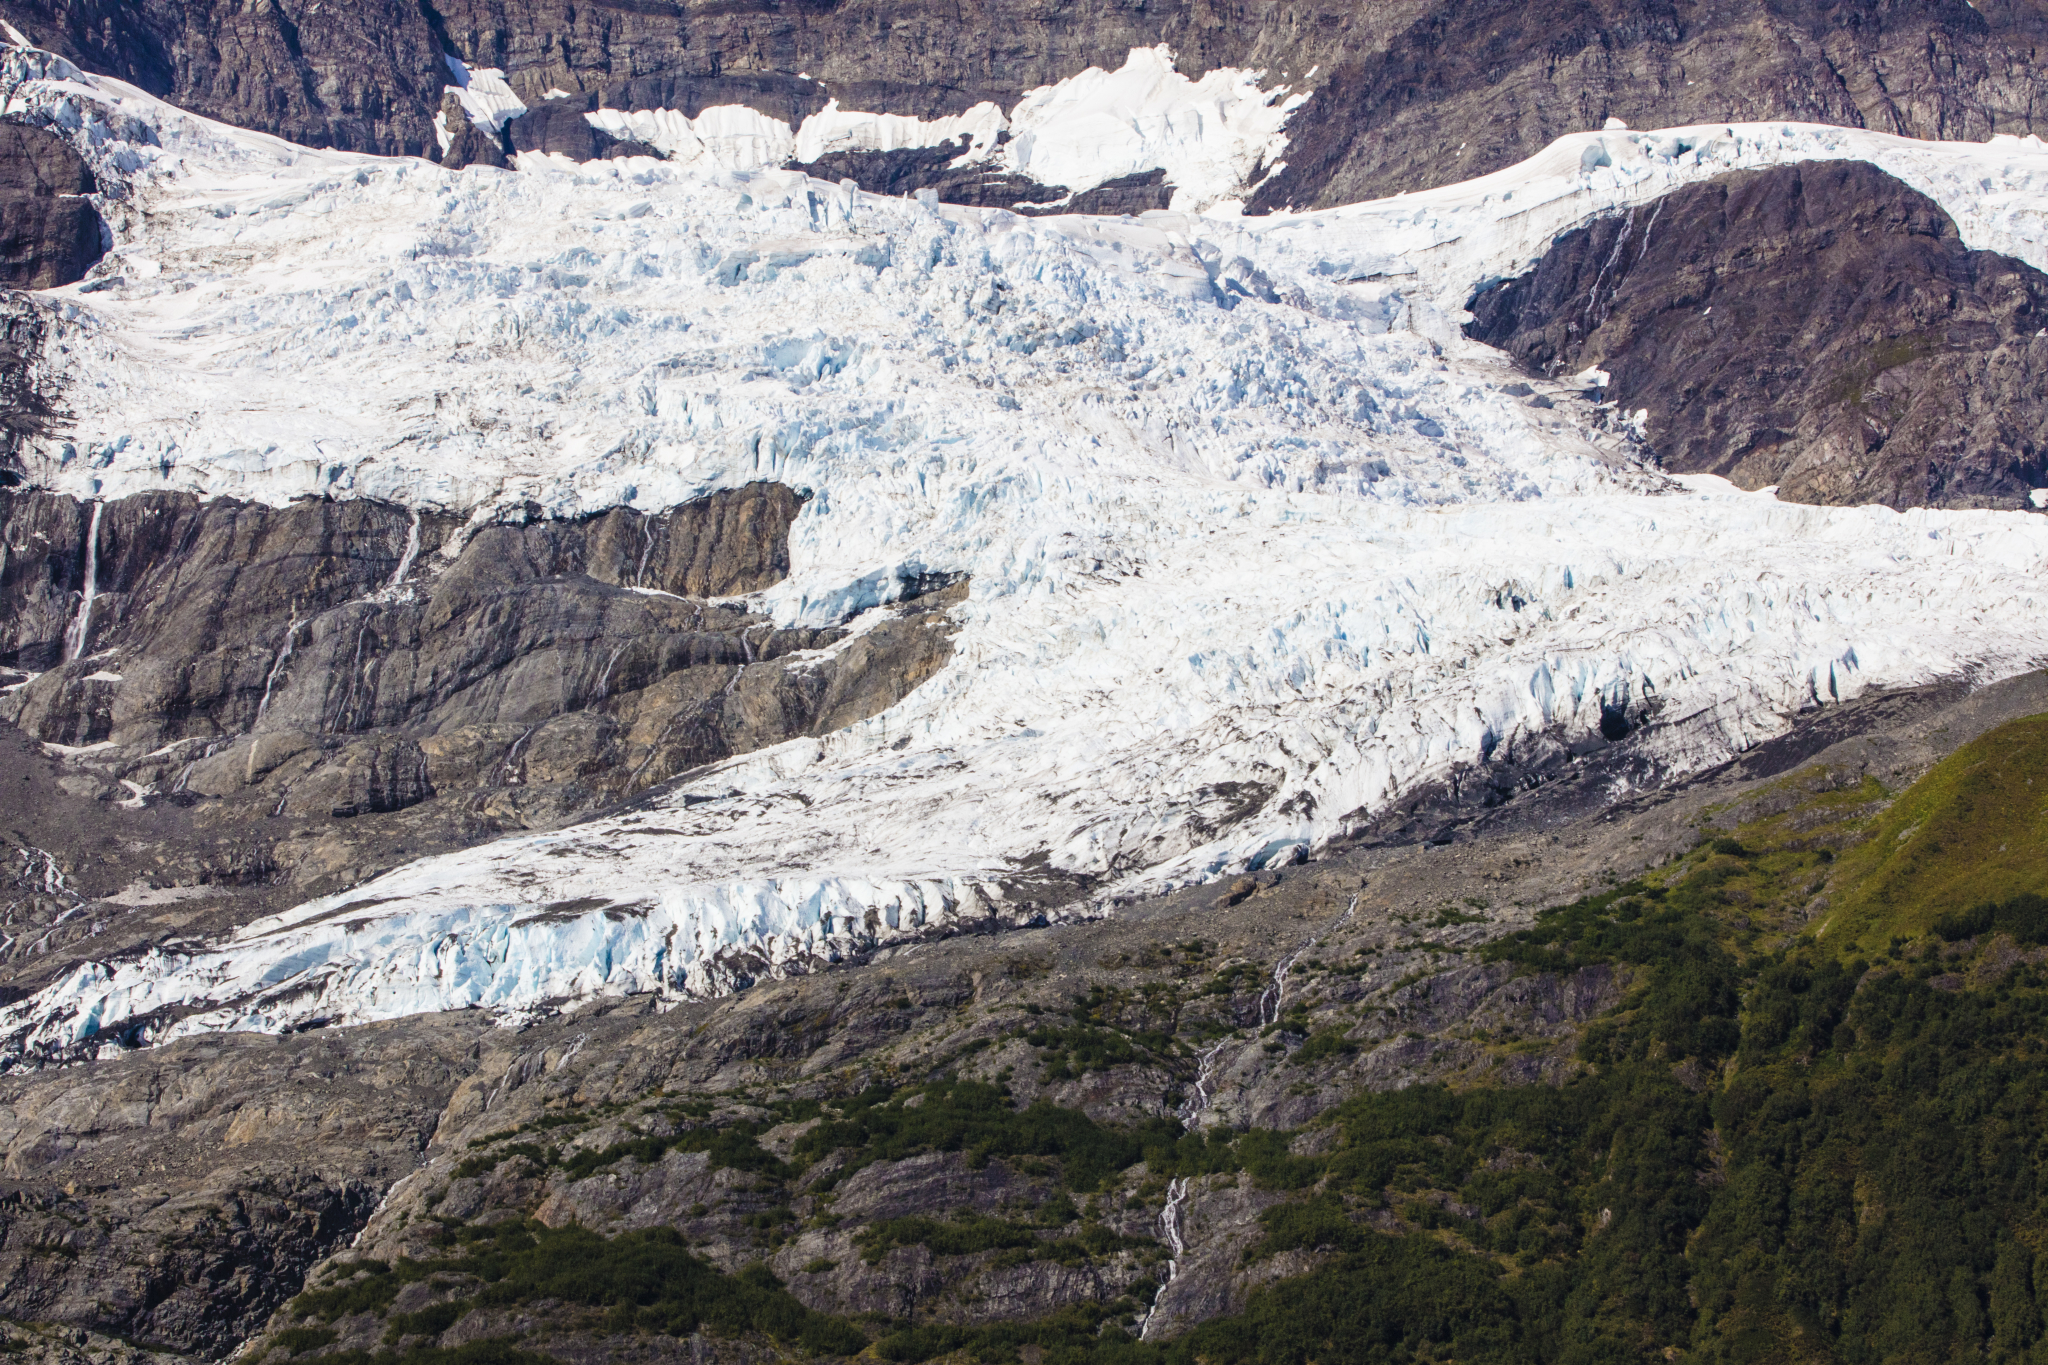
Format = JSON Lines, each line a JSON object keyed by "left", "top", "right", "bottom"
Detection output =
{"left": 3, "top": 38, "right": 2048, "bottom": 1059}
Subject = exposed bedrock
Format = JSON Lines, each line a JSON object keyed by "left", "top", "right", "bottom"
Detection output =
{"left": 4, "top": 0, "right": 2048, "bottom": 204}
{"left": 785, "top": 141, "right": 1177, "bottom": 217}
{"left": 1465, "top": 160, "right": 2048, "bottom": 510}
{"left": 0, "top": 123, "right": 104, "bottom": 291}
{"left": 0, "top": 1015, "right": 482, "bottom": 1356}
{"left": 0, "top": 482, "right": 964, "bottom": 989}
{"left": 435, "top": 90, "right": 511, "bottom": 171}
{"left": 0, "top": 294, "right": 60, "bottom": 486}
{"left": 1247, "top": 0, "right": 2048, "bottom": 210}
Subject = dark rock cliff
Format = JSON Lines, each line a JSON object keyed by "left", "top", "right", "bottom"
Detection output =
{"left": 0, "top": 482, "right": 965, "bottom": 987}
{"left": 1248, "top": 0, "right": 2048, "bottom": 210}
{"left": 2, "top": 0, "right": 2045, "bottom": 206}
{"left": 1466, "top": 160, "right": 2048, "bottom": 509}
{"left": 0, "top": 123, "right": 102, "bottom": 290}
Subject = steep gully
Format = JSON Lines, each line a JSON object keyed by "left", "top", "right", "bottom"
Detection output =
{"left": 1140, "top": 893, "right": 1359, "bottom": 1340}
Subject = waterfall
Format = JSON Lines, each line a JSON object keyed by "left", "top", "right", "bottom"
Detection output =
{"left": 594, "top": 641, "right": 631, "bottom": 702}
{"left": 1137, "top": 893, "right": 1359, "bottom": 1341}
{"left": 62, "top": 501, "right": 103, "bottom": 663}
{"left": 634, "top": 516, "right": 656, "bottom": 588}
{"left": 255, "top": 619, "right": 304, "bottom": 722}
{"left": 385, "top": 509, "right": 421, "bottom": 594}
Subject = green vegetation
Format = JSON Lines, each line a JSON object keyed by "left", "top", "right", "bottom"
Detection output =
{"left": 268, "top": 1328, "right": 339, "bottom": 1357}
{"left": 790, "top": 1079, "right": 1178, "bottom": 1193}
{"left": 451, "top": 1106, "right": 803, "bottom": 1183}
{"left": 1933, "top": 891, "right": 2048, "bottom": 943}
{"left": 291, "top": 1221, "right": 863, "bottom": 1357}
{"left": 294, "top": 1339, "right": 557, "bottom": 1365}
{"left": 1023, "top": 1022, "right": 1164, "bottom": 1079}
{"left": 1020, "top": 983, "right": 1201, "bottom": 1078}
{"left": 865, "top": 1302, "right": 1149, "bottom": 1365}
{"left": 1815, "top": 713, "right": 2048, "bottom": 952}
{"left": 1286, "top": 1029, "right": 1358, "bottom": 1067}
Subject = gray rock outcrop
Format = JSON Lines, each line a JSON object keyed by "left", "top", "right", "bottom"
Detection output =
{"left": 0, "top": 123, "right": 102, "bottom": 290}
{"left": 0, "top": 482, "right": 965, "bottom": 989}
{"left": 1466, "top": 160, "right": 2048, "bottom": 508}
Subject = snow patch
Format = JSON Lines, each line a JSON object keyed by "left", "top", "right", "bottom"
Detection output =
{"left": 999, "top": 45, "right": 1305, "bottom": 209}
{"left": 442, "top": 55, "right": 526, "bottom": 137}
{"left": 578, "top": 46, "right": 1297, "bottom": 205}
{"left": 585, "top": 104, "right": 795, "bottom": 170}
{"left": 793, "top": 98, "right": 1008, "bottom": 164}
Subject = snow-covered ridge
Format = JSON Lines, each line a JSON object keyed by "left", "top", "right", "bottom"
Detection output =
{"left": 2, "top": 47, "right": 2047, "bottom": 1059}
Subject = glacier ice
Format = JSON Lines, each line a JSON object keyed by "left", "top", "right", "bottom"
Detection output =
{"left": 568, "top": 45, "right": 1302, "bottom": 207}
{"left": 1, "top": 45, "right": 2047, "bottom": 1058}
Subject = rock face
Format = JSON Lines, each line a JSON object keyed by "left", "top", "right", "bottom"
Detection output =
{"left": 0, "top": 483, "right": 964, "bottom": 989}
{"left": 1246, "top": 0, "right": 2048, "bottom": 210}
{"left": 0, "top": 295, "right": 59, "bottom": 484}
{"left": 0, "top": 1016, "right": 483, "bottom": 1354}
{"left": 0, "top": 0, "right": 448, "bottom": 157}
{"left": 4, "top": 0, "right": 2047, "bottom": 204}
{"left": 784, "top": 145, "right": 1175, "bottom": 216}
{"left": 436, "top": 91, "right": 510, "bottom": 170}
{"left": 1465, "top": 161, "right": 2048, "bottom": 509}
{"left": 0, "top": 123, "right": 103, "bottom": 289}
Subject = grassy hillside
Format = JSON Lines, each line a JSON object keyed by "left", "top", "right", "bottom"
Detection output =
{"left": 1816, "top": 713, "right": 2048, "bottom": 954}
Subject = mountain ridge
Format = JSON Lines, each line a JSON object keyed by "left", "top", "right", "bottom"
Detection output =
{"left": 4, "top": 0, "right": 2047, "bottom": 208}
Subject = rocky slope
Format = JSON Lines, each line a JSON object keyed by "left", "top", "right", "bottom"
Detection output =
{"left": 1246, "top": 0, "right": 2048, "bottom": 210}
{"left": 0, "top": 5, "right": 2038, "bottom": 1359}
{"left": 0, "top": 482, "right": 963, "bottom": 997}
{"left": 3, "top": 0, "right": 2047, "bottom": 209}
{"left": 1466, "top": 159, "right": 2048, "bottom": 509}
{"left": 0, "top": 669, "right": 2040, "bottom": 1363}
